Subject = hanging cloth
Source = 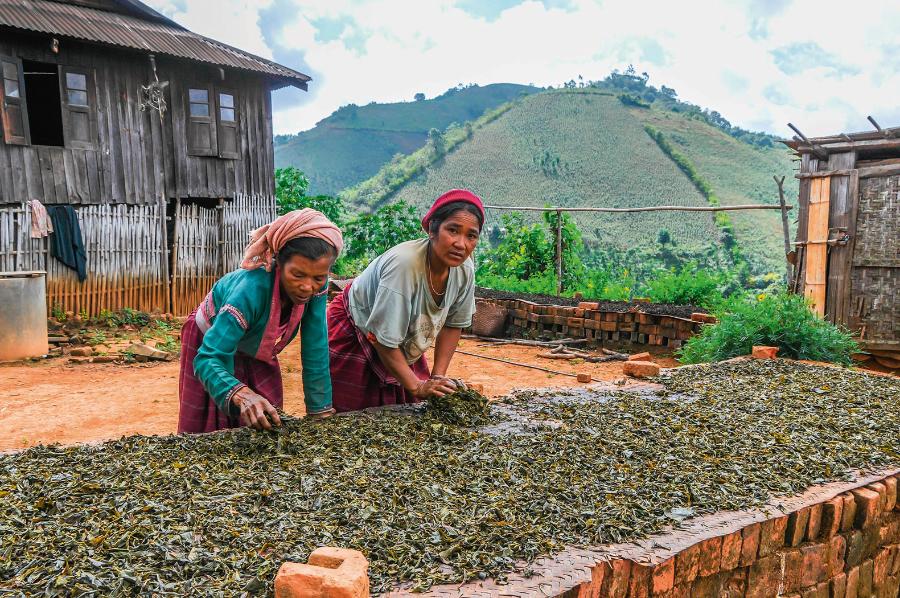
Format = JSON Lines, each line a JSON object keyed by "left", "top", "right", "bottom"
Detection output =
{"left": 48, "top": 205, "right": 87, "bottom": 282}
{"left": 27, "top": 199, "right": 53, "bottom": 238}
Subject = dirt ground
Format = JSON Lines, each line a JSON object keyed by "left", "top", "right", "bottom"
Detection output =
{"left": 0, "top": 339, "right": 677, "bottom": 452}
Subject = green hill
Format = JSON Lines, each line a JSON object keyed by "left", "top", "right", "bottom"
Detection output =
{"left": 274, "top": 83, "right": 539, "bottom": 195}
{"left": 344, "top": 89, "right": 797, "bottom": 275}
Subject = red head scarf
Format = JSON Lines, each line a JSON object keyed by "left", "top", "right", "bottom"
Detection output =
{"left": 421, "top": 189, "right": 485, "bottom": 232}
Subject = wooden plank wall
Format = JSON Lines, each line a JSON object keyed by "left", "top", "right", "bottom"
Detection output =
{"left": 0, "top": 202, "right": 166, "bottom": 315}
{"left": 0, "top": 33, "right": 276, "bottom": 207}
{"left": 804, "top": 177, "right": 830, "bottom": 315}
{"left": 824, "top": 152, "right": 856, "bottom": 327}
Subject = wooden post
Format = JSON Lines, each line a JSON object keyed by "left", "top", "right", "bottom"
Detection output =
{"left": 555, "top": 209, "right": 563, "bottom": 296}
{"left": 160, "top": 194, "right": 170, "bottom": 314}
{"left": 170, "top": 196, "right": 181, "bottom": 316}
{"left": 774, "top": 175, "right": 793, "bottom": 286}
{"left": 217, "top": 197, "right": 226, "bottom": 277}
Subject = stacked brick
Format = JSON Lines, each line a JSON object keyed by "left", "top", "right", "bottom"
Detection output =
{"left": 560, "top": 473, "right": 900, "bottom": 598}
{"left": 478, "top": 298, "right": 707, "bottom": 349}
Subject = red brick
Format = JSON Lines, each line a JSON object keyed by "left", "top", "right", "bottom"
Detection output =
{"left": 831, "top": 572, "right": 847, "bottom": 598}
{"left": 675, "top": 543, "right": 702, "bottom": 586}
{"left": 868, "top": 482, "right": 888, "bottom": 512}
{"left": 873, "top": 547, "right": 892, "bottom": 587}
{"left": 800, "top": 582, "right": 829, "bottom": 598}
{"left": 628, "top": 351, "right": 652, "bottom": 362}
{"left": 841, "top": 494, "right": 858, "bottom": 532}
{"left": 829, "top": 534, "right": 847, "bottom": 577}
{"left": 669, "top": 584, "right": 691, "bottom": 598}
{"left": 690, "top": 570, "right": 728, "bottom": 597}
{"left": 746, "top": 555, "right": 782, "bottom": 598}
{"left": 600, "top": 321, "right": 618, "bottom": 332}
{"left": 846, "top": 531, "right": 866, "bottom": 568}
{"left": 782, "top": 548, "right": 805, "bottom": 593}
{"left": 883, "top": 477, "right": 897, "bottom": 512}
{"left": 822, "top": 497, "right": 844, "bottom": 539}
{"left": 759, "top": 516, "right": 788, "bottom": 557}
{"left": 623, "top": 361, "right": 661, "bottom": 378}
{"left": 808, "top": 503, "right": 824, "bottom": 541}
{"left": 788, "top": 508, "right": 812, "bottom": 546}
{"left": 720, "top": 531, "right": 742, "bottom": 571}
{"left": 697, "top": 536, "right": 723, "bottom": 577}
{"left": 275, "top": 547, "right": 369, "bottom": 598}
{"left": 629, "top": 562, "right": 651, "bottom": 598}
{"left": 801, "top": 542, "right": 828, "bottom": 587}
{"left": 740, "top": 523, "right": 761, "bottom": 567}
{"left": 690, "top": 313, "right": 716, "bottom": 324}
{"left": 604, "top": 559, "right": 631, "bottom": 598}
{"left": 751, "top": 345, "right": 779, "bottom": 359}
{"left": 881, "top": 520, "right": 900, "bottom": 547}
{"left": 721, "top": 567, "right": 748, "bottom": 598}
{"left": 858, "top": 559, "right": 874, "bottom": 596}
{"left": 651, "top": 558, "right": 675, "bottom": 595}
{"left": 574, "top": 308, "right": 585, "bottom": 318}
{"left": 578, "top": 302, "right": 600, "bottom": 310}
{"left": 577, "top": 373, "right": 592, "bottom": 383}
{"left": 845, "top": 566, "right": 859, "bottom": 598}
{"left": 852, "top": 488, "right": 881, "bottom": 530}
{"left": 590, "top": 561, "right": 610, "bottom": 598}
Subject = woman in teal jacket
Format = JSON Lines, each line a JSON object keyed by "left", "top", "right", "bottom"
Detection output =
{"left": 177, "top": 209, "right": 343, "bottom": 433}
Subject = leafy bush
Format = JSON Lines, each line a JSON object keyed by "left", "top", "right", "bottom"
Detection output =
{"left": 644, "top": 263, "right": 729, "bottom": 308}
{"left": 678, "top": 292, "right": 858, "bottom": 366}
{"left": 276, "top": 167, "right": 345, "bottom": 224}
{"left": 336, "top": 201, "right": 423, "bottom": 276}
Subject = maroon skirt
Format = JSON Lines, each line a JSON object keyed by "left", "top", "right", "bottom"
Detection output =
{"left": 327, "top": 286, "right": 430, "bottom": 412}
{"left": 177, "top": 311, "right": 285, "bottom": 433}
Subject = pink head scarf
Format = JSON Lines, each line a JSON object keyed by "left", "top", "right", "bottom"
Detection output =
{"left": 240, "top": 208, "right": 344, "bottom": 271}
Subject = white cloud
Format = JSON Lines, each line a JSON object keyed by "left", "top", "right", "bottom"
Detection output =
{"left": 145, "top": 0, "right": 900, "bottom": 138}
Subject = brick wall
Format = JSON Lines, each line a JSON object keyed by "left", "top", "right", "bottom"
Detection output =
{"left": 479, "top": 298, "right": 706, "bottom": 349}
{"left": 385, "top": 471, "right": 900, "bottom": 597}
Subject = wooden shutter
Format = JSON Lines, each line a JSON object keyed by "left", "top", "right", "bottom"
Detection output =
{"left": 215, "top": 88, "right": 239, "bottom": 160}
{"left": 60, "top": 66, "right": 96, "bottom": 149}
{"left": 187, "top": 84, "right": 217, "bottom": 156}
{"left": 0, "top": 56, "right": 30, "bottom": 145}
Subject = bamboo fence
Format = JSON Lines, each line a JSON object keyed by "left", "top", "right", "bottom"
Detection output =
{"left": 1, "top": 193, "right": 275, "bottom": 317}
{"left": 1, "top": 202, "right": 167, "bottom": 316}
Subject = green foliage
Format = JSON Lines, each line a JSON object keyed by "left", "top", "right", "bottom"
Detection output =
{"left": 618, "top": 93, "right": 650, "bottom": 108}
{"left": 477, "top": 211, "right": 584, "bottom": 290}
{"left": 92, "top": 308, "right": 151, "bottom": 328}
{"left": 336, "top": 201, "right": 423, "bottom": 276}
{"left": 644, "top": 263, "right": 730, "bottom": 308}
{"left": 679, "top": 292, "right": 859, "bottom": 366}
{"left": 274, "top": 83, "right": 539, "bottom": 195}
{"left": 275, "top": 167, "right": 346, "bottom": 225}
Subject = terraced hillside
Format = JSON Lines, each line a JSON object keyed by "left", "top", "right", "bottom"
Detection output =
{"left": 274, "top": 83, "right": 538, "bottom": 195}
{"left": 633, "top": 109, "right": 798, "bottom": 274}
{"left": 356, "top": 90, "right": 795, "bottom": 273}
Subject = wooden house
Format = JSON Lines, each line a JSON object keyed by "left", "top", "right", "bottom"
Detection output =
{"left": 787, "top": 122, "right": 899, "bottom": 367}
{"left": 0, "top": 0, "right": 310, "bottom": 315}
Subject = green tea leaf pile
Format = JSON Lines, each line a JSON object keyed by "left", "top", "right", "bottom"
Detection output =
{"left": 426, "top": 388, "right": 490, "bottom": 426}
{"left": 1, "top": 360, "right": 897, "bottom": 595}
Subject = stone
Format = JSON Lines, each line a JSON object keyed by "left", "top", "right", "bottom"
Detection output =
{"left": 622, "top": 361, "right": 660, "bottom": 378}
{"left": 125, "top": 343, "right": 170, "bottom": 361}
{"left": 274, "top": 547, "right": 369, "bottom": 598}
{"left": 627, "top": 352, "right": 652, "bottom": 362}
{"left": 751, "top": 346, "right": 779, "bottom": 359}
{"left": 577, "top": 373, "right": 592, "bottom": 383}
{"left": 70, "top": 347, "right": 93, "bottom": 357}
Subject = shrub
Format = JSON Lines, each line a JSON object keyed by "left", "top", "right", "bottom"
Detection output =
{"left": 336, "top": 201, "right": 423, "bottom": 276}
{"left": 678, "top": 292, "right": 858, "bottom": 366}
{"left": 644, "top": 263, "right": 728, "bottom": 308}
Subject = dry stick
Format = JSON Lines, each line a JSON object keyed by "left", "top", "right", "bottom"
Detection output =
{"left": 483, "top": 204, "right": 792, "bottom": 213}
{"left": 456, "top": 349, "right": 604, "bottom": 383}
{"left": 774, "top": 175, "right": 794, "bottom": 288}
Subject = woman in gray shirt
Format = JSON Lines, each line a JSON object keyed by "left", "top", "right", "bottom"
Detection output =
{"left": 327, "top": 189, "right": 484, "bottom": 411}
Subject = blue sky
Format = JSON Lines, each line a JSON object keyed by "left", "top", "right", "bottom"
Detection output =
{"left": 145, "top": 0, "right": 900, "bottom": 137}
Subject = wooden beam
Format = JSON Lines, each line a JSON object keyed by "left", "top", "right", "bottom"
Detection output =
{"left": 774, "top": 175, "right": 793, "bottom": 287}
{"left": 795, "top": 137, "right": 900, "bottom": 153}
{"left": 796, "top": 164, "right": 900, "bottom": 179}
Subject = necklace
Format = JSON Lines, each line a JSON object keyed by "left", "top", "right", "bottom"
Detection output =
{"left": 426, "top": 246, "right": 446, "bottom": 297}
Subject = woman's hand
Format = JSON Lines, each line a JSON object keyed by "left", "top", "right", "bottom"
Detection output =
{"left": 231, "top": 387, "right": 282, "bottom": 430}
{"left": 431, "top": 374, "right": 467, "bottom": 391}
{"left": 412, "top": 377, "right": 459, "bottom": 399}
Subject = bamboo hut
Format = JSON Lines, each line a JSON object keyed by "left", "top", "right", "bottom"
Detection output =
{"left": 786, "top": 120, "right": 900, "bottom": 368}
{"left": 0, "top": 0, "right": 310, "bottom": 316}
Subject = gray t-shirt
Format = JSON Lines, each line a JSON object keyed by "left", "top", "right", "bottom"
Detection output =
{"left": 348, "top": 238, "right": 475, "bottom": 364}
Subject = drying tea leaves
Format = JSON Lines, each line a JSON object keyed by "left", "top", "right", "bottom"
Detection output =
{"left": 426, "top": 388, "right": 490, "bottom": 425}
{"left": 0, "top": 360, "right": 897, "bottom": 595}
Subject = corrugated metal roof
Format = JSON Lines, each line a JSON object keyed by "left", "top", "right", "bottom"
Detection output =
{"left": 0, "top": 0, "right": 311, "bottom": 89}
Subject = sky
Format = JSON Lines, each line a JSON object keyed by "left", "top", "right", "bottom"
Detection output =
{"left": 144, "top": 0, "right": 900, "bottom": 138}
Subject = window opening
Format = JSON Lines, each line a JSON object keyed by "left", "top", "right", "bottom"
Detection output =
{"left": 22, "top": 60, "right": 63, "bottom": 147}
{"left": 219, "top": 92, "right": 234, "bottom": 122}
{"left": 189, "top": 88, "right": 209, "bottom": 117}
